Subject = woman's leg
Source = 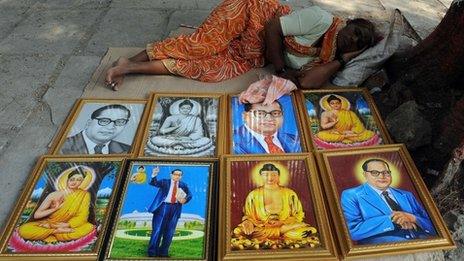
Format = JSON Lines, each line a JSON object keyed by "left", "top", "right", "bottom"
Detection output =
{"left": 105, "top": 0, "right": 287, "bottom": 89}
{"left": 105, "top": 59, "right": 172, "bottom": 90}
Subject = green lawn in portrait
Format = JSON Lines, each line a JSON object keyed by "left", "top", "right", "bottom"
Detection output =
{"left": 110, "top": 232, "right": 205, "bottom": 259}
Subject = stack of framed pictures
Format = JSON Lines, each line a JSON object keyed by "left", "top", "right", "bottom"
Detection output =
{"left": 0, "top": 89, "right": 455, "bottom": 260}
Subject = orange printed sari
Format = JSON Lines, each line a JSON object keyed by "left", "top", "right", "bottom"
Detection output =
{"left": 146, "top": 0, "right": 290, "bottom": 82}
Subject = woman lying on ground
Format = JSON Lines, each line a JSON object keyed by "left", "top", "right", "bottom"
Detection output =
{"left": 105, "top": 0, "right": 378, "bottom": 90}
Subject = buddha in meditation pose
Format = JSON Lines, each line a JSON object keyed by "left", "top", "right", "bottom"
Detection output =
{"left": 231, "top": 163, "right": 319, "bottom": 250}
{"left": 146, "top": 99, "right": 214, "bottom": 156}
{"left": 316, "top": 94, "right": 375, "bottom": 144}
{"left": 18, "top": 167, "right": 95, "bottom": 243}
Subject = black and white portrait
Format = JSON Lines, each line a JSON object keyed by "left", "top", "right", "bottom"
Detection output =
{"left": 144, "top": 97, "right": 218, "bottom": 157}
{"left": 59, "top": 102, "right": 145, "bottom": 155}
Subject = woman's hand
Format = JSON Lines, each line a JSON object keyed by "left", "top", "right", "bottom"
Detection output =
{"left": 341, "top": 47, "right": 367, "bottom": 64}
{"left": 277, "top": 68, "right": 302, "bottom": 87}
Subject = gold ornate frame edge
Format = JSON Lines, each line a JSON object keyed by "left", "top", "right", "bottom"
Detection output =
{"left": 48, "top": 98, "right": 150, "bottom": 157}
{"left": 316, "top": 144, "right": 455, "bottom": 259}
{"left": 219, "top": 153, "right": 338, "bottom": 260}
{"left": 0, "top": 156, "right": 126, "bottom": 260}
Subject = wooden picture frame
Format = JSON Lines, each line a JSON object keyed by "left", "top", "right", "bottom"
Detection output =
{"left": 0, "top": 156, "right": 126, "bottom": 260}
{"left": 103, "top": 159, "right": 217, "bottom": 260}
{"left": 50, "top": 98, "right": 150, "bottom": 156}
{"left": 317, "top": 144, "right": 455, "bottom": 258}
{"left": 228, "top": 93, "right": 308, "bottom": 154}
{"left": 296, "top": 88, "right": 391, "bottom": 151}
{"left": 219, "top": 154, "right": 338, "bottom": 260}
{"left": 138, "top": 93, "right": 226, "bottom": 158}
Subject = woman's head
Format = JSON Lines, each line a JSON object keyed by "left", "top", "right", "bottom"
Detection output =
{"left": 67, "top": 169, "right": 86, "bottom": 190}
{"left": 179, "top": 100, "right": 194, "bottom": 115}
{"left": 337, "top": 18, "right": 378, "bottom": 53}
{"left": 327, "top": 95, "right": 342, "bottom": 110}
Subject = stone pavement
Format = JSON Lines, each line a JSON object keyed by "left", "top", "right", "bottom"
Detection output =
{"left": 0, "top": 0, "right": 456, "bottom": 259}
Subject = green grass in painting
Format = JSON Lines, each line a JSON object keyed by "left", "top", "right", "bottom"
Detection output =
{"left": 110, "top": 236, "right": 204, "bottom": 259}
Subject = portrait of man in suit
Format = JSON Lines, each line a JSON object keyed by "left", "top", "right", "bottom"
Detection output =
{"left": 233, "top": 99, "right": 301, "bottom": 154}
{"left": 147, "top": 167, "right": 192, "bottom": 257}
{"left": 60, "top": 104, "right": 132, "bottom": 154}
{"left": 340, "top": 158, "right": 436, "bottom": 245}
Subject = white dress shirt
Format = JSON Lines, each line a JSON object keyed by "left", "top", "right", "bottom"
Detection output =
{"left": 82, "top": 131, "right": 110, "bottom": 154}
{"left": 164, "top": 179, "right": 179, "bottom": 203}
{"left": 367, "top": 183, "right": 399, "bottom": 211}
{"left": 244, "top": 124, "right": 284, "bottom": 153}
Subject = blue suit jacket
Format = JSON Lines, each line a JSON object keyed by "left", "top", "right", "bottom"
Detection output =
{"left": 340, "top": 183, "right": 436, "bottom": 244}
{"left": 148, "top": 177, "right": 192, "bottom": 213}
{"left": 233, "top": 125, "right": 301, "bottom": 154}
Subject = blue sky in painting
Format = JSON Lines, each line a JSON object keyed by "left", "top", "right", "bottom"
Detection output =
{"left": 31, "top": 163, "right": 118, "bottom": 199}
{"left": 356, "top": 96, "right": 371, "bottom": 114}
{"left": 120, "top": 163, "right": 211, "bottom": 218}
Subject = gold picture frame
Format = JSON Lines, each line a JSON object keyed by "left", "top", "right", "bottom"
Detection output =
{"left": 49, "top": 98, "right": 150, "bottom": 156}
{"left": 227, "top": 92, "right": 309, "bottom": 154}
{"left": 102, "top": 158, "right": 218, "bottom": 260}
{"left": 317, "top": 144, "right": 455, "bottom": 258}
{"left": 0, "top": 156, "right": 126, "bottom": 260}
{"left": 219, "top": 153, "right": 338, "bottom": 260}
{"left": 296, "top": 88, "right": 392, "bottom": 152}
{"left": 138, "top": 92, "right": 226, "bottom": 159}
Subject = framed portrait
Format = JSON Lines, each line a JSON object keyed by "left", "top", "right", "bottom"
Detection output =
{"left": 297, "top": 88, "right": 391, "bottom": 151}
{"left": 103, "top": 159, "right": 217, "bottom": 260}
{"left": 317, "top": 144, "right": 455, "bottom": 258}
{"left": 50, "top": 99, "right": 149, "bottom": 156}
{"left": 219, "top": 154, "right": 338, "bottom": 260}
{"left": 228, "top": 93, "right": 307, "bottom": 154}
{"left": 0, "top": 156, "right": 125, "bottom": 260}
{"left": 139, "top": 93, "right": 225, "bottom": 158}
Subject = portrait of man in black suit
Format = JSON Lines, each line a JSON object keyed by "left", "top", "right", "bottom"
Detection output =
{"left": 60, "top": 104, "right": 132, "bottom": 154}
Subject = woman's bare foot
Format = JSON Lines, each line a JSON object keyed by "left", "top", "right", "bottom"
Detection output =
{"left": 105, "top": 57, "right": 130, "bottom": 91}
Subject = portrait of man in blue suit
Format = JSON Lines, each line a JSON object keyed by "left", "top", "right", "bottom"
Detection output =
{"left": 147, "top": 167, "right": 192, "bottom": 257}
{"left": 232, "top": 96, "right": 301, "bottom": 154}
{"left": 340, "top": 158, "right": 436, "bottom": 245}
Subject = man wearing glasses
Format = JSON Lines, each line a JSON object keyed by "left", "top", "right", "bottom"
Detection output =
{"left": 61, "top": 104, "right": 131, "bottom": 154}
{"left": 340, "top": 159, "right": 436, "bottom": 245}
{"left": 233, "top": 100, "right": 301, "bottom": 154}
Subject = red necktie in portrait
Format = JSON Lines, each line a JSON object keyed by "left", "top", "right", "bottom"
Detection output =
{"left": 264, "top": 135, "right": 284, "bottom": 154}
{"left": 170, "top": 181, "right": 178, "bottom": 203}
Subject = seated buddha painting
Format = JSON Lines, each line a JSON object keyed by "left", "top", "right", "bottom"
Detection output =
{"left": 3, "top": 159, "right": 122, "bottom": 256}
{"left": 223, "top": 156, "right": 337, "bottom": 259}
{"left": 303, "top": 90, "right": 389, "bottom": 150}
{"left": 144, "top": 95, "right": 220, "bottom": 157}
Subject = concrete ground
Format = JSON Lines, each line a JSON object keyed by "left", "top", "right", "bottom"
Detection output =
{"left": 0, "top": 0, "right": 456, "bottom": 259}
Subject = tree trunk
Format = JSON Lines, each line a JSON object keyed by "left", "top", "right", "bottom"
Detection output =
{"left": 382, "top": 0, "right": 464, "bottom": 176}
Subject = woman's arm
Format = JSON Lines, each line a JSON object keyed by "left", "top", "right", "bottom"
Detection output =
{"left": 298, "top": 49, "right": 367, "bottom": 89}
{"left": 264, "top": 18, "right": 301, "bottom": 85}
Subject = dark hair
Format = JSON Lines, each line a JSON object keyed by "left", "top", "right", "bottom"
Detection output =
{"left": 171, "top": 169, "right": 183, "bottom": 175}
{"left": 179, "top": 99, "right": 194, "bottom": 108}
{"left": 259, "top": 163, "right": 280, "bottom": 175}
{"left": 327, "top": 95, "right": 341, "bottom": 103}
{"left": 244, "top": 100, "right": 283, "bottom": 112}
{"left": 68, "top": 168, "right": 86, "bottom": 179}
{"left": 91, "top": 104, "right": 131, "bottom": 120}
{"left": 137, "top": 166, "right": 145, "bottom": 170}
{"left": 346, "top": 18, "right": 378, "bottom": 49}
{"left": 362, "top": 158, "right": 390, "bottom": 171}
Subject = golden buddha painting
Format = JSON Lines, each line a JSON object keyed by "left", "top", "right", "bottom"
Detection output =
{"left": 1, "top": 159, "right": 122, "bottom": 256}
{"left": 302, "top": 89, "right": 389, "bottom": 151}
{"left": 228, "top": 159, "right": 321, "bottom": 252}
